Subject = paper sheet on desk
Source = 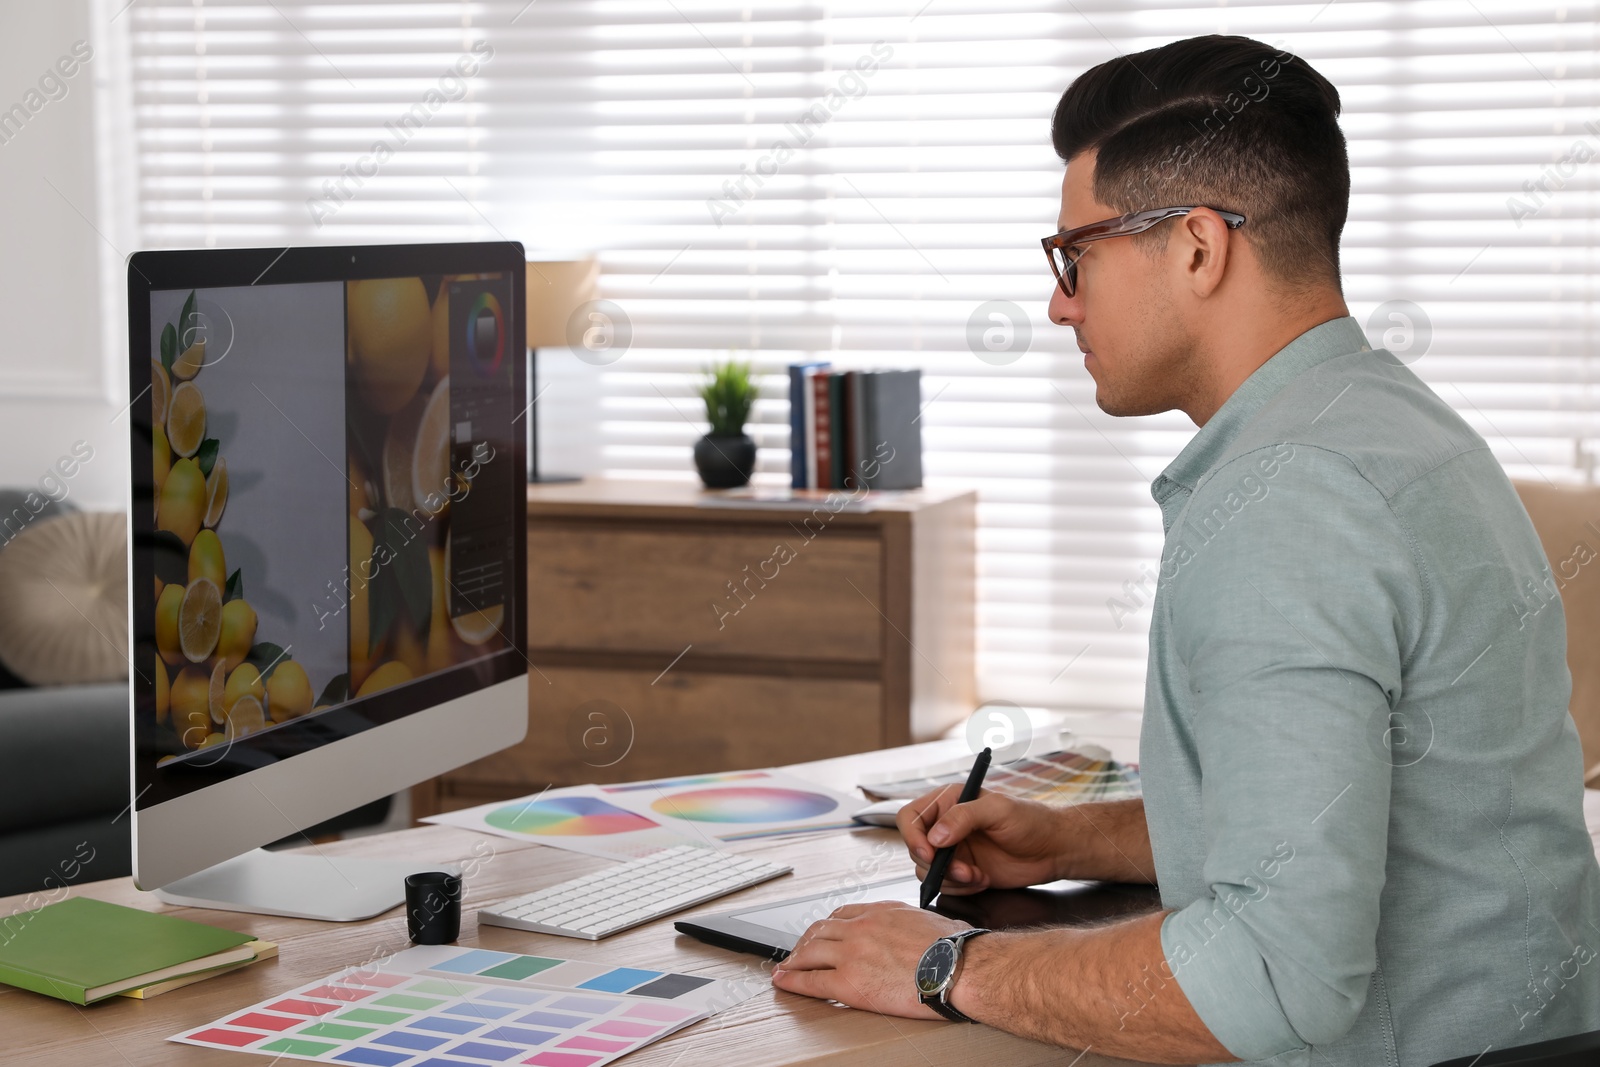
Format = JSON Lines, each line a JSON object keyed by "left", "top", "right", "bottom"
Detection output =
{"left": 422, "top": 784, "right": 701, "bottom": 860}
{"left": 595, "top": 769, "right": 860, "bottom": 843}
{"left": 422, "top": 771, "right": 860, "bottom": 860}
{"left": 170, "top": 944, "right": 764, "bottom": 1065}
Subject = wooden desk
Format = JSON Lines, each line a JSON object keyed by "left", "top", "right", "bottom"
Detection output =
{"left": 5, "top": 744, "right": 1153, "bottom": 1067}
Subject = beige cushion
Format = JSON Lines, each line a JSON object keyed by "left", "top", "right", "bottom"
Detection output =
{"left": 0, "top": 511, "right": 128, "bottom": 686}
{"left": 1512, "top": 480, "right": 1600, "bottom": 784}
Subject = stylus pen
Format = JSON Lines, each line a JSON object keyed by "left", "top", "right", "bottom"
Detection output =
{"left": 919, "top": 746, "right": 992, "bottom": 910}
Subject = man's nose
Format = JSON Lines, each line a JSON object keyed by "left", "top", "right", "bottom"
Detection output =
{"left": 1048, "top": 279, "right": 1083, "bottom": 327}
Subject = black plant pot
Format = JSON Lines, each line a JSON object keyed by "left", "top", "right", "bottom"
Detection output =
{"left": 694, "top": 433, "right": 757, "bottom": 489}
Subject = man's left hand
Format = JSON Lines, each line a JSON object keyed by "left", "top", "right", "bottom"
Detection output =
{"left": 771, "top": 902, "right": 972, "bottom": 1020}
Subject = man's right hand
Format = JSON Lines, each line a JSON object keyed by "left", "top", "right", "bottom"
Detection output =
{"left": 896, "top": 792, "right": 1157, "bottom": 892}
{"left": 896, "top": 788, "right": 1070, "bottom": 895}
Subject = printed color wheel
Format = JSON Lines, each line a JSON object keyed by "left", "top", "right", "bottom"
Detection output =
{"left": 651, "top": 787, "right": 838, "bottom": 824}
{"left": 485, "top": 796, "right": 656, "bottom": 836}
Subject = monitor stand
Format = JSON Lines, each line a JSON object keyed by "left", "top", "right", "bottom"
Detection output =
{"left": 154, "top": 849, "right": 459, "bottom": 922}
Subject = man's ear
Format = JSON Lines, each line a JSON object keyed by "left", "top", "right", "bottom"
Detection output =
{"left": 1177, "top": 208, "right": 1233, "bottom": 298}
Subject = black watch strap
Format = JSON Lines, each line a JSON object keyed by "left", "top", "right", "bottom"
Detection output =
{"left": 924, "top": 993, "right": 978, "bottom": 1024}
{"left": 921, "top": 929, "right": 989, "bottom": 1024}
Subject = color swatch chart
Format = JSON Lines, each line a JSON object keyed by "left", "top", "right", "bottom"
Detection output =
{"left": 860, "top": 748, "right": 1142, "bottom": 807}
{"left": 171, "top": 945, "right": 762, "bottom": 1066}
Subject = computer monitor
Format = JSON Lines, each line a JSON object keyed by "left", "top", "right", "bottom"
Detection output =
{"left": 125, "top": 243, "right": 529, "bottom": 921}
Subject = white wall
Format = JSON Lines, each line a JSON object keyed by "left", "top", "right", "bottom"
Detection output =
{"left": 0, "top": 0, "right": 127, "bottom": 511}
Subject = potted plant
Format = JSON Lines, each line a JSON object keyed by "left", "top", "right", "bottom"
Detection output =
{"left": 693, "top": 360, "right": 757, "bottom": 488}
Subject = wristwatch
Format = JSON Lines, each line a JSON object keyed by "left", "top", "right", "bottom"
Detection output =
{"left": 915, "top": 928, "right": 990, "bottom": 1023}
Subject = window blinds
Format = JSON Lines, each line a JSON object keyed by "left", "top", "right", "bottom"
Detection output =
{"left": 114, "top": 0, "right": 1600, "bottom": 718}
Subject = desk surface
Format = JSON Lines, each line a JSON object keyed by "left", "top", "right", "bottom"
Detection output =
{"left": 4, "top": 741, "right": 1156, "bottom": 1067}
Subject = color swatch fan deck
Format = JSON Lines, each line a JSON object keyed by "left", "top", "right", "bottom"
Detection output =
{"left": 171, "top": 945, "right": 762, "bottom": 1065}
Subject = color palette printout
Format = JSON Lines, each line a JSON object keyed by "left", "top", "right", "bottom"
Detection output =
{"left": 423, "top": 787, "right": 702, "bottom": 860}
{"left": 597, "top": 770, "right": 859, "bottom": 843}
{"left": 423, "top": 771, "right": 859, "bottom": 859}
{"left": 171, "top": 945, "right": 763, "bottom": 1066}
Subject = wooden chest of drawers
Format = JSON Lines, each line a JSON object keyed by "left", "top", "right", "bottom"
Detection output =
{"left": 412, "top": 480, "right": 976, "bottom": 817}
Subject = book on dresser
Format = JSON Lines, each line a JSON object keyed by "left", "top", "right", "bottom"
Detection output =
{"left": 788, "top": 365, "right": 923, "bottom": 490}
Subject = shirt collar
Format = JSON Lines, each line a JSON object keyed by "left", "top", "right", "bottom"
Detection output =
{"left": 1152, "top": 316, "right": 1369, "bottom": 501}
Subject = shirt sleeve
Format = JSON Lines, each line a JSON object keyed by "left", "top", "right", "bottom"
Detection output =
{"left": 1157, "top": 444, "right": 1422, "bottom": 1060}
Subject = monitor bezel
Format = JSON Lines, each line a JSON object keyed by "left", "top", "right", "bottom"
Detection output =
{"left": 126, "top": 242, "right": 529, "bottom": 822}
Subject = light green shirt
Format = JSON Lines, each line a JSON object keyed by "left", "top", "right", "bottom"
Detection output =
{"left": 1141, "top": 316, "right": 1600, "bottom": 1065}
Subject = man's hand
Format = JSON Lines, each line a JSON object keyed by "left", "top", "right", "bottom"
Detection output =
{"left": 771, "top": 902, "right": 970, "bottom": 1019}
{"left": 896, "top": 788, "right": 1072, "bottom": 895}
{"left": 772, "top": 899, "right": 1233, "bottom": 1063}
{"left": 900, "top": 791, "right": 1157, "bottom": 890}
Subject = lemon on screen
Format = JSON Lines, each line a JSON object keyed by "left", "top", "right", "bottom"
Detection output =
{"left": 197, "top": 732, "right": 227, "bottom": 749}
{"left": 224, "top": 663, "right": 264, "bottom": 715}
{"left": 155, "top": 583, "right": 186, "bottom": 665}
{"left": 171, "top": 339, "right": 205, "bottom": 381}
{"left": 152, "top": 425, "right": 171, "bottom": 500}
{"left": 204, "top": 457, "right": 228, "bottom": 529}
{"left": 155, "top": 657, "right": 170, "bottom": 724}
{"left": 429, "top": 282, "right": 451, "bottom": 382}
{"left": 356, "top": 660, "right": 412, "bottom": 698}
{"left": 349, "top": 520, "right": 373, "bottom": 665}
{"left": 188, "top": 528, "right": 226, "bottom": 589}
{"left": 158, "top": 458, "right": 206, "bottom": 546}
{"left": 151, "top": 358, "right": 171, "bottom": 426}
{"left": 227, "top": 694, "right": 266, "bottom": 738}
{"left": 348, "top": 452, "right": 374, "bottom": 519}
{"left": 413, "top": 377, "right": 451, "bottom": 514}
{"left": 267, "top": 660, "right": 313, "bottom": 723}
{"left": 426, "top": 545, "right": 452, "bottom": 673}
{"left": 166, "top": 381, "right": 206, "bottom": 459}
{"left": 383, "top": 391, "right": 427, "bottom": 515}
{"left": 171, "top": 666, "right": 210, "bottom": 747}
{"left": 451, "top": 603, "right": 503, "bottom": 647}
{"left": 216, "top": 599, "right": 257, "bottom": 672}
{"left": 208, "top": 660, "right": 227, "bottom": 724}
{"left": 178, "top": 576, "right": 223, "bottom": 663}
{"left": 348, "top": 277, "right": 431, "bottom": 415}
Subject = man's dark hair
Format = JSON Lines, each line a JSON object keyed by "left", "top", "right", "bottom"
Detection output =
{"left": 1052, "top": 35, "right": 1348, "bottom": 288}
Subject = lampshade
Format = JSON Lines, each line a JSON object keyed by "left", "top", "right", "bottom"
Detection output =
{"left": 526, "top": 258, "right": 599, "bottom": 350}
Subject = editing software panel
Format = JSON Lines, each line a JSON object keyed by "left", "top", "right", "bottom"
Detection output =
{"left": 445, "top": 276, "right": 516, "bottom": 622}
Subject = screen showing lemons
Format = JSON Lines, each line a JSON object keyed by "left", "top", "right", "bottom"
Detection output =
{"left": 141, "top": 272, "right": 516, "bottom": 771}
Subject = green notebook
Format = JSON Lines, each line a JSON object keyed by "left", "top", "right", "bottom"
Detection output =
{"left": 0, "top": 897, "right": 256, "bottom": 1005}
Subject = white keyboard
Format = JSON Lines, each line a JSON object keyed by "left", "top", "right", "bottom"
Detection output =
{"left": 477, "top": 845, "right": 792, "bottom": 940}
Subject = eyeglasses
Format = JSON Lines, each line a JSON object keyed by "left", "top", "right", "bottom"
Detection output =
{"left": 1041, "top": 206, "right": 1246, "bottom": 299}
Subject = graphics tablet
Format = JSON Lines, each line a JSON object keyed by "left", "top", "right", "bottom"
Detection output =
{"left": 675, "top": 874, "right": 1161, "bottom": 960}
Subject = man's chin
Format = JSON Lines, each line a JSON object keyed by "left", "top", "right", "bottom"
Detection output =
{"left": 1093, "top": 383, "right": 1168, "bottom": 419}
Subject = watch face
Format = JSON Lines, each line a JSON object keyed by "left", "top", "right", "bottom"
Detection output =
{"left": 916, "top": 939, "right": 958, "bottom": 997}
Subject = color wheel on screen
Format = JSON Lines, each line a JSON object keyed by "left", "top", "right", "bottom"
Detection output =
{"left": 485, "top": 796, "right": 656, "bottom": 836}
{"left": 650, "top": 787, "right": 839, "bottom": 824}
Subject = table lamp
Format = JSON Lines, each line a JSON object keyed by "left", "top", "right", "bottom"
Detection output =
{"left": 526, "top": 257, "right": 599, "bottom": 483}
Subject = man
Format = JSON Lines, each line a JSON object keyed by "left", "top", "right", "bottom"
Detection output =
{"left": 771, "top": 34, "right": 1600, "bottom": 1066}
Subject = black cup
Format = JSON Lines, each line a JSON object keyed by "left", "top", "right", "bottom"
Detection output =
{"left": 405, "top": 871, "right": 462, "bottom": 945}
